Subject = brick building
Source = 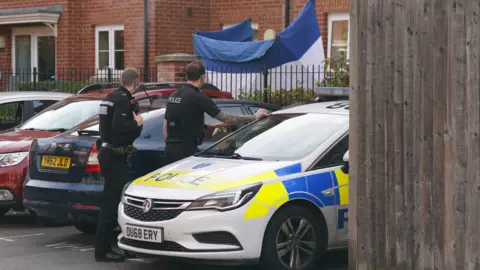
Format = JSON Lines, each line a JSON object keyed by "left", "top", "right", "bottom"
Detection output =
{"left": 0, "top": 0, "right": 349, "bottom": 85}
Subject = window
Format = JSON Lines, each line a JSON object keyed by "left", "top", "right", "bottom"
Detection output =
{"left": 95, "top": 25, "right": 124, "bottom": 70}
{"left": 328, "top": 13, "right": 350, "bottom": 59}
{"left": 12, "top": 26, "right": 56, "bottom": 83}
{"left": 199, "top": 113, "right": 349, "bottom": 161}
{"left": 246, "top": 106, "right": 263, "bottom": 114}
{"left": 204, "top": 105, "right": 245, "bottom": 126}
{"left": 137, "top": 109, "right": 165, "bottom": 140}
{"left": 0, "top": 101, "right": 24, "bottom": 130}
{"left": 69, "top": 109, "right": 166, "bottom": 141}
{"left": 204, "top": 105, "right": 246, "bottom": 141}
{"left": 222, "top": 22, "right": 259, "bottom": 41}
{"left": 20, "top": 100, "right": 101, "bottom": 131}
{"left": 32, "top": 100, "right": 57, "bottom": 114}
{"left": 312, "top": 134, "right": 349, "bottom": 170}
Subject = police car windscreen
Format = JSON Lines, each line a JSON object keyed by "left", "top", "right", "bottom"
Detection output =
{"left": 200, "top": 113, "right": 348, "bottom": 161}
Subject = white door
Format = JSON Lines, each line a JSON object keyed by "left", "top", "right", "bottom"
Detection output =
{"left": 12, "top": 26, "right": 56, "bottom": 83}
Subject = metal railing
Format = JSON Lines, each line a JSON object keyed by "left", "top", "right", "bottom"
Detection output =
{"left": 0, "top": 63, "right": 349, "bottom": 106}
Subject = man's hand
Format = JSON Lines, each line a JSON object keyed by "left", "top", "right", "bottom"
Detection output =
{"left": 133, "top": 111, "right": 143, "bottom": 126}
{"left": 254, "top": 108, "right": 268, "bottom": 121}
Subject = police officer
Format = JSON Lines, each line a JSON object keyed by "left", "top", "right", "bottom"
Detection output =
{"left": 95, "top": 67, "right": 144, "bottom": 262}
{"left": 162, "top": 60, "right": 268, "bottom": 165}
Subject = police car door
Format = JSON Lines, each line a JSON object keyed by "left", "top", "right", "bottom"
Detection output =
{"left": 309, "top": 133, "right": 349, "bottom": 247}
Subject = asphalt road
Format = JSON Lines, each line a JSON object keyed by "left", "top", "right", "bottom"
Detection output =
{"left": 0, "top": 211, "right": 348, "bottom": 270}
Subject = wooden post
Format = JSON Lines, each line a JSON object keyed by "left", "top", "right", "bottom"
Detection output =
{"left": 349, "top": 0, "right": 480, "bottom": 269}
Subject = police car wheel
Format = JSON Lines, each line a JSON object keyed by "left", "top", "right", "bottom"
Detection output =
{"left": 260, "top": 205, "right": 325, "bottom": 270}
{"left": 74, "top": 222, "right": 97, "bottom": 234}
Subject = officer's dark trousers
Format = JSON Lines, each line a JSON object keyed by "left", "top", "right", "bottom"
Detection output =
{"left": 163, "top": 142, "right": 198, "bottom": 166}
{"left": 95, "top": 148, "right": 129, "bottom": 257}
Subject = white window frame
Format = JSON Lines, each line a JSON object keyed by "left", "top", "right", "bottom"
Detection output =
{"left": 11, "top": 26, "right": 57, "bottom": 81}
{"left": 327, "top": 13, "right": 350, "bottom": 59}
{"left": 95, "top": 24, "right": 124, "bottom": 71}
{"left": 223, "top": 22, "right": 259, "bottom": 41}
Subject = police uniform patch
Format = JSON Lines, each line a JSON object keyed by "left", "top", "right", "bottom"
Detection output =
{"left": 99, "top": 105, "right": 108, "bottom": 115}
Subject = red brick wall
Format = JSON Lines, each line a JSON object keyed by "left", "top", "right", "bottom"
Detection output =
{"left": 0, "top": 0, "right": 349, "bottom": 72}
{"left": 155, "top": 0, "right": 210, "bottom": 55}
{"left": 0, "top": 0, "right": 158, "bottom": 70}
{"left": 209, "top": 0, "right": 284, "bottom": 39}
{"left": 209, "top": 0, "right": 349, "bottom": 54}
{"left": 0, "top": 27, "right": 12, "bottom": 71}
{"left": 0, "top": 0, "right": 71, "bottom": 70}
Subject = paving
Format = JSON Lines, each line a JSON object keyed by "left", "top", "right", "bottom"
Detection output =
{"left": 0, "top": 211, "right": 348, "bottom": 270}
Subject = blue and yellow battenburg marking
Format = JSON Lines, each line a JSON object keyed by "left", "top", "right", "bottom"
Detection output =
{"left": 244, "top": 165, "right": 349, "bottom": 220}
{"left": 130, "top": 162, "right": 349, "bottom": 220}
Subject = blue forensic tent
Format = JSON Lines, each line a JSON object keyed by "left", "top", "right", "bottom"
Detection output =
{"left": 193, "top": 0, "right": 325, "bottom": 96}
{"left": 195, "top": 18, "right": 255, "bottom": 42}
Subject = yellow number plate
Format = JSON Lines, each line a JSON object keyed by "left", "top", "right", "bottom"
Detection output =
{"left": 41, "top": 155, "right": 71, "bottom": 169}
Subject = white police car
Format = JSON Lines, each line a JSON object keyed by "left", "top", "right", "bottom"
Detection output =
{"left": 117, "top": 88, "right": 350, "bottom": 270}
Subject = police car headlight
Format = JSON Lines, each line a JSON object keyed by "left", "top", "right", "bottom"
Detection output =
{"left": 121, "top": 181, "right": 133, "bottom": 204}
{"left": 186, "top": 183, "right": 262, "bottom": 212}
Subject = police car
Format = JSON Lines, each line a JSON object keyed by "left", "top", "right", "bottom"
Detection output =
{"left": 117, "top": 88, "right": 350, "bottom": 270}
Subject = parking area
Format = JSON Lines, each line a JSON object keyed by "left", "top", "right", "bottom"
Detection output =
{"left": 0, "top": 211, "right": 348, "bottom": 270}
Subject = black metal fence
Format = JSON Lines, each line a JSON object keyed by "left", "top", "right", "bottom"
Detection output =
{"left": 0, "top": 63, "right": 349, "bottom": 106}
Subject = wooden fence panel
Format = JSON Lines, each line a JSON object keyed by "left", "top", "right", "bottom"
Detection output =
{"left": 349, "top": 0, "right": 480, "bottom": 269}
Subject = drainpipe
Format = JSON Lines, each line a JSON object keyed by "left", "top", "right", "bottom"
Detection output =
{"left": 285, "top": 0, "right": 290, "bottom": 27}
{"left": 143, "top": 0, "right": 149, "bottom": 82}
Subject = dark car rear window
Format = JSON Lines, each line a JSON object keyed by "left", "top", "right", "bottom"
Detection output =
{"left": 68, "top": 109, "right": 166, "bottom": 140}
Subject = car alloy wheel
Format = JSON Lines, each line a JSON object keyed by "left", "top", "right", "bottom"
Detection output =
{"left": 276, "top": 216, "right": 316, "bottom": 269}
{"left": 260, "top": 204, "right": 327, "bottom": 270}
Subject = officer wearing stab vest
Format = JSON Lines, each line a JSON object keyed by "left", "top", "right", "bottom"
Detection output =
{"left": 162, "top": 60, "right": 268, "bottom": 165}
{"left": 95, "top": 67, "right": 144, "bottom": 262}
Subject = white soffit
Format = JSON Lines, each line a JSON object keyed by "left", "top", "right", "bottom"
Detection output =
{"left": 0, "top": 13, "right": 60, "bottom": 25}
{"left": 0, "top": 5, "right": 62, "bottom": 25}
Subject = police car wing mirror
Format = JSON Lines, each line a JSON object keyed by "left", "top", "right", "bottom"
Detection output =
{"left": 341, "top": 150, "right": 349, "bottom": 174}
{"left": 343, "top": 150, "right": 349, "bottom": 163}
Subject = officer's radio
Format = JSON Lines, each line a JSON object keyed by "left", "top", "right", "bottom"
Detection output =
{"left": 132, "top": 100, "right": 140, "bottom": 114}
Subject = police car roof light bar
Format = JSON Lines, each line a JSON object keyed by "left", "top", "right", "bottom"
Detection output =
{"left": 314, "top": 87, "right": 350, "bottom": 102}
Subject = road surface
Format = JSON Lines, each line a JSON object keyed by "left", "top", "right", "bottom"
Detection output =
{"left": 0, "top": 211, "right": 348, "bottom": 270}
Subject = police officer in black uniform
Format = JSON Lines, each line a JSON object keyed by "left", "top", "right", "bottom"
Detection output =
{"left": 95, "top": 67, "right": 144, "bottom": 262}
{"left": 162, "top": 61, "right": 268, "bottom": 165}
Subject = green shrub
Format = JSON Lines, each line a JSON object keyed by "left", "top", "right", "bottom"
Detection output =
{"left": 317, "top": 52, "right": 349, "bottom": 87}
{"left": 238, "top": 87, "right": 315, "bottom": 106}
{"left": 16, "top": 80, "right": 90, "bottom": 93}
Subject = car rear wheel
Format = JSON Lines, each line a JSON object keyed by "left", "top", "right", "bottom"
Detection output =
{"left": 0, "top": 208, "right": 10, "bottom": 216}
{"left": 260, "top": 205, "right": 326, "bottom": 270}
{"left": 74, "top": 222, "right": 97, "bottom": 234}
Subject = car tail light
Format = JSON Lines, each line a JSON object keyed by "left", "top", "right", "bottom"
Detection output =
{"left": 85, "top": 144, "right": 100, "bottom": 173}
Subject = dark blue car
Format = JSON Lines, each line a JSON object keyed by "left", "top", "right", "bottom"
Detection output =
{"left": 23, "top": 99, "right": 280, "bottom": 233}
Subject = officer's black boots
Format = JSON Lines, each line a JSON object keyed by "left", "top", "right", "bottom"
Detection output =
{"left": 95, "top": 251, "right": 126, "bottom": 262}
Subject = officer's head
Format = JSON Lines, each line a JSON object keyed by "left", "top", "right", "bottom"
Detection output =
{"left": 120, "top": 67, "right": 140, "bottom": 93}
{"left": 185, "top": 60, "right": 206, "bottom": 88}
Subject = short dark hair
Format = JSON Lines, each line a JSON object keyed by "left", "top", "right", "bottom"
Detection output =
{"left": 121, "top": 67, "right": 140, "bottom": 87}
{"left": 185, "top": 61, "right": 206, "bottom": 81}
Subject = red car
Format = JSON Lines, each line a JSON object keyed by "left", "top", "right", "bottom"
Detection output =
{"left": 0, "top": 82, "right": 233, "bottom": 216}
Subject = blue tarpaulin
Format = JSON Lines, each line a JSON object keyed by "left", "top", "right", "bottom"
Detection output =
{"left": 195, "top": 18, "right": 254, "bottom": 42}
{"left": 193, "top": 0, "right": 322, "bottom": 73}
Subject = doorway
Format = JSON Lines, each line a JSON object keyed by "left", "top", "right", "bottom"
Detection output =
{"left": 12, "top": 26, "right": 56, "bottom": 83}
